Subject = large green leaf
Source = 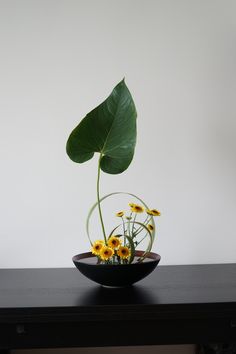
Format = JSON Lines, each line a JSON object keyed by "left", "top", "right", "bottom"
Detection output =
{"left": 66, "top": 79, "right": 137, "bottom": 174}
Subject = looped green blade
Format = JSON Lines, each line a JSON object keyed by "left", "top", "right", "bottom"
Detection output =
{"left": 86, "top": 192, "right": 156, "bottom": 257}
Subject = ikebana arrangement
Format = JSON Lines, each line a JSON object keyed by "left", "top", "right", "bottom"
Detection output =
{"left": 66, "top": 79, "right": 161, "bottom": 285}
{"left": 90, "top": 204, "right": 161, "bottom": 264}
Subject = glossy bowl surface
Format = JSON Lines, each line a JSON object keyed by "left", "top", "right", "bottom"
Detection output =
{"left": 72, "top": 250, "right": 161, "bottom": 287}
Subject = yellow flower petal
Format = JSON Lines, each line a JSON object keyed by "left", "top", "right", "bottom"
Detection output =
{"left": 100, "top": 246, "right": 114, "bottom": 260}
{"left": 107, "top": 236, "right": 122, "bottom": 249}
{"left": 128, "top": 202, "right": 135, "bottom": 208}
{"left": 91, "top": 241, "right": 104, "bottom": 255}
{"left": 131, "top": 204, "right": 144, "bottom": 213}
{"left": 146, "top": 209, "right": 161, "bottom": 216}
{"left": 117, "top": 246, "right": 131, "bottom": 259}
{"left": 116, "top": 211, "right": 124, "bottom": 217}
{"left": 151, "top": 209, "right": 161, "bottom": 216}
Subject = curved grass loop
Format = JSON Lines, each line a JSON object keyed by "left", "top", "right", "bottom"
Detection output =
{"left": 86, "top": 192, "right": 156, "bottom": 261}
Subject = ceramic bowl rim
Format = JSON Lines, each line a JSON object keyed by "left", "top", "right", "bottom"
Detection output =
{"left": 72, "top": 250, "right": 161, "bottom": 267}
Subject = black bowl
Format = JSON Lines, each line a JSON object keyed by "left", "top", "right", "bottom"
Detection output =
{"left": 72, "top": 250, "right": 161, "bottom": 287}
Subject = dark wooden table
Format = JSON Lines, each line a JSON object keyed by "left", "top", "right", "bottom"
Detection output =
{"left": 0, "top": 264, "right": 236, "bottom": 353}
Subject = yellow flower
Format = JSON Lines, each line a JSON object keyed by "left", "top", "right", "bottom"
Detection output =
{"left": 130, "top": 204, "right": 144, "bottom": 213}
{"left": 91, "top": 240, "right": 104, "bottom": 255}
{"left": 147, "top": 224, "right": 154, "bottom": 231}
{"left": 116, "top": 211, "right": 124, "bottom": 217}
{"left": 100, "top": 246, "right": 114, "bottom": 261}
{"left": 108, "top": 236, "right": 121, "bottom": 249}
{"left": 151, "top": 209, "right": 161, "bottom": 216}
{"left": 146, "top": 209, "right": 161, "bottom": 216}
{"left": 128, "top": 202, "right": 135, "bottom": 208}
{"left": 117, "top": 246, "right": 131, "bottom": 259}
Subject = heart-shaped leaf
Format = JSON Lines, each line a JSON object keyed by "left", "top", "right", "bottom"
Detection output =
{"left": 66, "top": 79, "right": 137, "bottom": 174}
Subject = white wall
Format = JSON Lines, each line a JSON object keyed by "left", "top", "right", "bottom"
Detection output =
{"left": 0, "top": 0, "right": 236, "bottom": 268}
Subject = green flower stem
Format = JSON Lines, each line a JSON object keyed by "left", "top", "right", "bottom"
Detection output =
{"left": 121, "top": 217, "right": 126, "bottom": 245}
{"left": 131, "top": 214, "right": 137, "bottom": 237}
{"left": 128, "top": 212, "right": 132, "bottom": 237}
{"left": 134, "top": 215, "right": 151, "bottom": 236}
{"left": 97, "top": 154, "right": 107, "bottom": 243}
{"left": 136, "top": 231, "right": 148, "bottom": 246}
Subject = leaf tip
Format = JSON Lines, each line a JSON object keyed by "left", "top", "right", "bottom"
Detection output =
{"left": 118, "top": 77, "right": 125, "bottom": 86}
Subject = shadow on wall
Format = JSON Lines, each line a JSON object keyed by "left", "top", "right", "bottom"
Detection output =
{"left": 12, "top": 344, "right": 196, "bottom": 354}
